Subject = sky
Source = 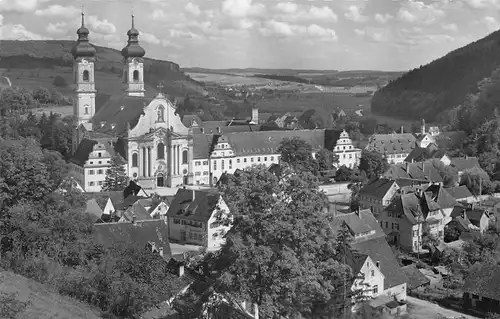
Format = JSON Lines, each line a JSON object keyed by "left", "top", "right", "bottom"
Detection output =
{"left": 0, "top": 0, "right": 499, "bottom": 71}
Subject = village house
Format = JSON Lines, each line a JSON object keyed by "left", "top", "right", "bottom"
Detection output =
{"left": 450, "top": 156, "right": 481, "bottom": 177}
{"left": 463, "top": 264, "right": 500, "bottom": 315}
{"left": 358, "top": 179, "right": 400, "bottom": 216}
{"left": 325, "top": 129, "right": 362, "bottom": 169}
{"left": 334, "top": 209, "right": 408, "bottom": 301}
{"left": 382, "top": 187, "right": 455, "bottom": 252}
{"left": 85, "top": 198, "right": 104, "bottom": 223}
{"left": 166, "top": 188, "right": 232, "bottom": 250}
{"left": 463, "top": 208, "right": 492, "bottom": 233}
{"left": 347, "top": 251, "right": 385, "bottom": 301}
{"left": 364, "top": 133, "right": 416, "bottom": 165}
{"left": 401, "top": 264, "right": 430, "bottom": 294}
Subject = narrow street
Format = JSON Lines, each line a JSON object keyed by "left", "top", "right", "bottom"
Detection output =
{"left": 406, "top": 296, "right": 479, "bottom": 319}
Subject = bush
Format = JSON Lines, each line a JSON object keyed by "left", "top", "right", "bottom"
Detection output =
{"left": 52, "top": 76, "right": 67, "bottom": 88}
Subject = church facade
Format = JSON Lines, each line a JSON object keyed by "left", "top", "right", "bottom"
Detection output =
{"left": 70, "top": 13, "right": 193, "bottom": 192}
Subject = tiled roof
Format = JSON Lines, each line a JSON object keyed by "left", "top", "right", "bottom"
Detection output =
{"left": 401, "top": 264, "right": 430, "bottom": 290}
{"left": 70, "top": 137, "right": 126, "bottom": 166}
{"left": 480, "top": 197, "right": 500, "bottom": 207}
{"left": 466, "top": 209, "right": 487, "bottom": 222}
{"left": 92, "top": 95, "right": 153, "bottom": 137}
{"left": 365, "top": 133, "right": 416, "bottom": 155}
{"left": 93, "top": 219, "right": 171, "bottom": 256}
{"left": 353, "top": 236, "right": 408, "bottom": 290}
{"left": 345, "top": 251, "right": 369, "bottom": 275}
{"left": 450, "top": 157, "right": 480, "bottom": 171}
{"left": 324, "top": 129, "right": 343, "bottom": 150}
{"left": 359, "top": 179, "right": 396, "bottom": 199}
{"left": 70, "top": 139, "right": 97, "bottom": 166}
{"left": 463, "top": 263, "right": 500, "bottom": 301}
{"left": 193, "top": 130, "right": 325, "bottom": 160}
{"left": 383, "top": 163, "right": 443, "bottom": 183}
{"left": 445, "top": 186, "right": 473, "bottom": 200}
{"left": 181, "top": 114, "right": 203, "bottom": 127}
{"left": 122, "top": 200, "right": 153, "bottom": 222}
{"left": 335, "top": 212, "right": 373, "bottom": 236}
{"left": 85, "top": 198, "right": 103, "bottom": 220}
{"left": 425, "top": 185, "right": 461, "bottom": 209}
{"left": 222, "top": 130, "right": 325, "bottom": 156}
{"left": 405, "top": 144, "right": 447, "bottom": 163}
{"left": 422, "top": 192, "right": 442, "bottom": 212}
{"left": 166, "top": 188, "right": 221, "bottom": 222}
{"left": 192, "top": 124, "right": 262, "bottom": 134}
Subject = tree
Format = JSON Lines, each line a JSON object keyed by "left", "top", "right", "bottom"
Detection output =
{"left": 32, "top": 87, "right": 51, "bottom": 105}
{"left": 101, "top": 155, "right": 129, "bottom": 192}
{"left": 315, "top": 148, "right": 338, "bottom": 173}
{"left": 213, "top": 166, "right": 364, "bottom": 318}
{"left": 0, "top": 292, "right": 30, "bottom": 319}
{"left": 52, "top": 76, "right": 67, "bottom": 88}
{"left": 278, "top": 136, "right": 319, "bottom": 174}
{"left": 0, "top": 138, "right": 52, "bottom": 207}
{"left": 358, "top": 150, "right": 389, "bottom": 181}
{"left": 335, "top": 166, "right": 353, "bottom": 182}
{"left": 460, "top": 166, "right": 492, "bottom": 196}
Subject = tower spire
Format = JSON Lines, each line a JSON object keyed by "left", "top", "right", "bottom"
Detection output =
{"left": 81, "top": 5, "right": 85, "bottom": 27}
{"left": 131, "top": 13, "right": 135, "bottom": 29}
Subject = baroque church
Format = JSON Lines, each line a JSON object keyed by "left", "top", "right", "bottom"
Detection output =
{"left": 69, "top": 13, "right": 327, "bottom": 192}
{"left": 71, "top": 13, "right": 194, "bottom": 191}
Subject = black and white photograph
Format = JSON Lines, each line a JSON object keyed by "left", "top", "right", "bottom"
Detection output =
{"left": 0, "top": 0, "right": 498, "bottom": 318}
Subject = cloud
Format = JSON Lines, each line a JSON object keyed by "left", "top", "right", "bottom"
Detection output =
{"left": 46, "top": 22, "right": 67, "bottom": 34}
{"left": 161, "top": 39, "right": 183, "bottom": 50}
{"left": 185, "top": 3, "right": 201, "bottom": 16}
{"left": 397, "top": 1, "right": 445, "bottom": 25}
{"left": 259, "top": 20, "right": 337, "bottom": 41}
{"left": 0, "top": 13, "right": 3, "bottom": 25}
{"left": 0, "top": 0, "right": 38, "bottom": 13}
{"left": 462, "top": 0, "right": 500, "bottom": 8}
{"left": 86, "top": 15, "right": 116, "bottom": 35}
{"left": 354, "top": 27, "right": 390, "bottom": 42}
{"left": 483, "top": 16, "right": 500, "bottom": 32}
{"left": 221, "top": 0, "right": 264, "bottom": 18}
{"left": 374, "top": 13, "right": 392, "bottom": 24}
{"left": 34, "top": 4, "right": 78, "bottom": 17}
{"left": 277, "top": 5, "right": 338, "bottom": 22}
{"left": 0, "top": 23, "right": 49, "bottom": 40}
{"left": 276, "top": 2, "right": 297, "bottom": 14}
{"left": 140, "top": 31, "right": 161, "bottom": 45}
{"left": 169, "top": 29, "right": 202, "bottom": 39}
{"left": 442, "top": 23, "right": 458, "bottom": 32}
{"left": 151, "top": 9, "right": 166, "bottom": 21}
{"left": 345, "top": 6, "right": 369, "bottom": 23}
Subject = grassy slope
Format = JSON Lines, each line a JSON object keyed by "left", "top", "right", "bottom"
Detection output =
{"left": 371, "top": 30, "right": 500, "bottom": 121}
{"left": 0, "top": 270, "right": 102, "bottom": 319}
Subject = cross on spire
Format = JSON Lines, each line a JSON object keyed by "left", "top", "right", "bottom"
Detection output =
{"left": 81, "top": 5, "right": 85, "bottom": 26}
{"left": 157, "top": 81, "right": 164, "bottom": 95}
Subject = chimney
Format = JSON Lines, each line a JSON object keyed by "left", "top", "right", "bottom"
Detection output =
{"left": 132, "top": 216, "right": 136, "bottom": 224}
{"left": 376, "top": 261, "right": 380, "bottom": 268}
{"left": 251, "top": 107, "right": 259, "bottom": 124}
{"left": 178, "top": 262, "right": 185, "bottom": 277}
{"left": 216, "top": 127, "right": 221, "bottom": 134}
{"left": 401, "top": 125, "right": 404, "bottom": 134}
{"left": 200, "top": 127, "right": 204, "bottom": 134}
{"left": 405, "top": 161, "right": 409, "bottom": 172}
{"left": 159, "top": 247, "right": 164, "bottom": 257}
{"left": 120, "top": 105, "right": 125, "bottom": 111}
{"left": 421, "top": 118, "right": 426, "bottom": 135}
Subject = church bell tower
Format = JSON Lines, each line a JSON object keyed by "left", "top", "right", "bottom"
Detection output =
{"left": 121, "top": 15, "right": 146, "bottom": 97}
{"left": 71, "top": 11, "right": 97, "bottom": 154}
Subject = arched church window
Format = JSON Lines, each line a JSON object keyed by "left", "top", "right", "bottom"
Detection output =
{"left": 132, "top": 153, "right": 138, "bottom": 167}
{"left": 133, "top": 70, "right": 139, "bottom": 81}
{"left": 157, "top": 105, "right": 165, "bottom": 122}
{"left": 83, "top": 70, "right": 89, "bottom": 82}
{"left": 84, "top": 106, "right": 89, "bottom": 114}
{"left": 157, "top": 143, "right": 165, "bottom": 159}
{"left": 182, "top": 150, "right": 188, "bottom": 164}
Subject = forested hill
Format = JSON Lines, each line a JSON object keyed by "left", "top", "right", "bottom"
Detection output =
{"left": 0, "top": 40, "right": 185, "bottom": 81}
{"left": 371, "top": 30, "right": 500, "bottom": 122}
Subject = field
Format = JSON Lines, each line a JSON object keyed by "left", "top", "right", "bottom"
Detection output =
{"left": 0, "top": 269, "right": 102, "bottom": 319}
{"left": 188, "top": 72, "right": 280, "bottom": 86}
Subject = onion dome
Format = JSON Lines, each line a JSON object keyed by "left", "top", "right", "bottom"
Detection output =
{"left": 121, "top": 15, "right": 146, "bottom": 58}
{"left": 71, "top": 12, "right": 96, "bottom": 58}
